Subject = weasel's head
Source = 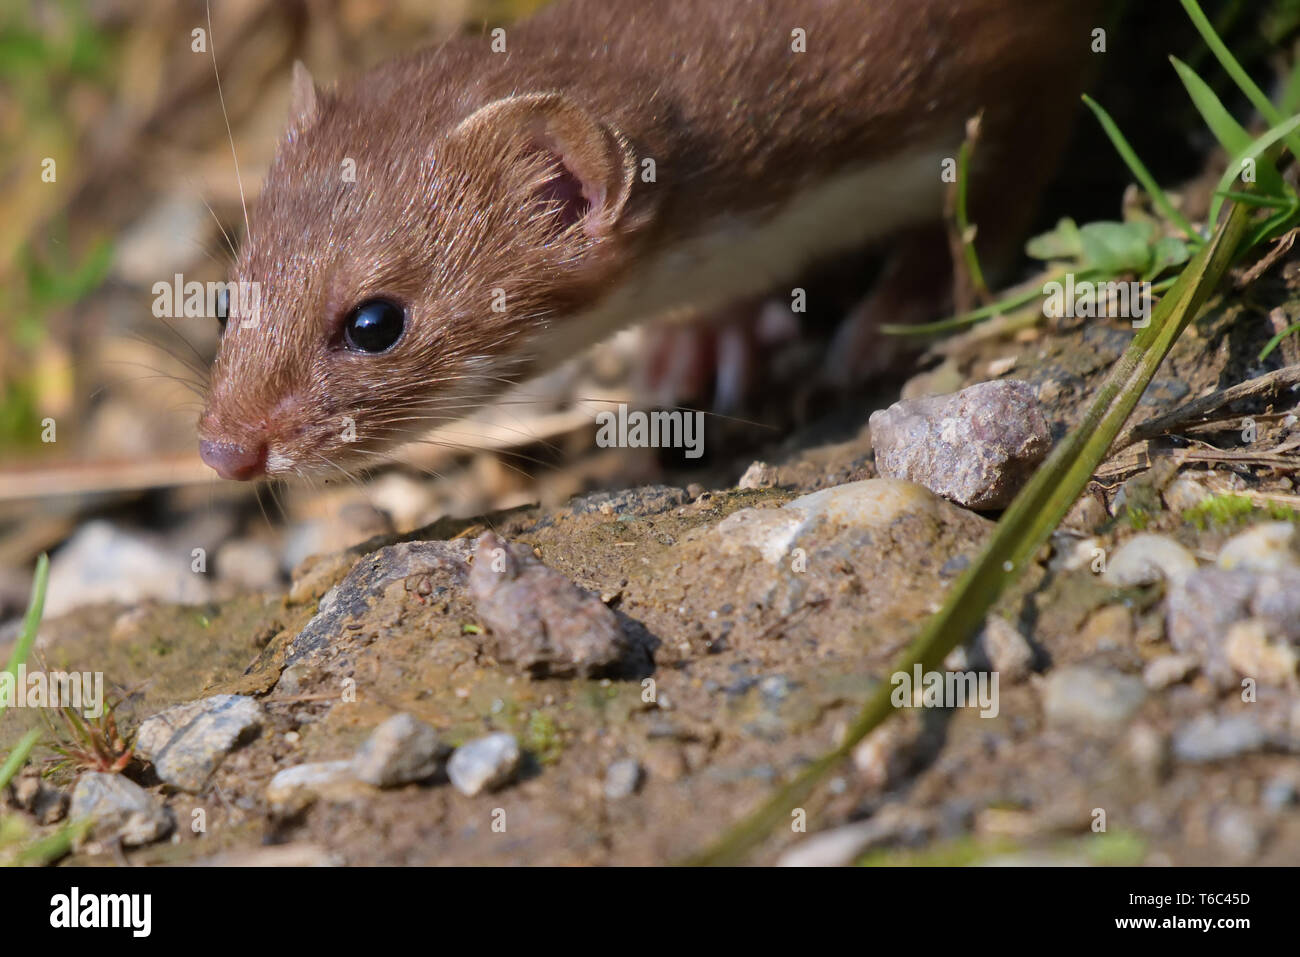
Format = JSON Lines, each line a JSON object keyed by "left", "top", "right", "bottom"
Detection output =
{"left": 198, "top": 63, "right": 636, "bottom": 480}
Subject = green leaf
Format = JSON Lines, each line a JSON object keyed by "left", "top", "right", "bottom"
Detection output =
{"left": 1078, "top": 221, "right": 1157, "bottom": 274}
{"left": 1025, "top": 218, "right": 1083, "bottom": 261}
{"left": 1147, "top": 237, "right": 1193, "bottom": 279}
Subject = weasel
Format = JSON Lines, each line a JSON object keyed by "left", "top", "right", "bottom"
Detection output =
{"left": 198, "top": 0, "right": 1100, "bottom": 480}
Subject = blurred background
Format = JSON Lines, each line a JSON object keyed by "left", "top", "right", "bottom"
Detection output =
{"left": 0, "top": 0, "right": 1295, "bottom": 627}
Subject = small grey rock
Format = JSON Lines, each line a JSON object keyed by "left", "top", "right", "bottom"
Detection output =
{"left": 1172, "top": 713, "right": 1270, "bottom": 763}
{"left": 215, "top": 539, "right": 283, "bottom": 591}
{"left": 737, "top": 461, "right": 779, "bottom": 490}
{"left": 1249, "top": 569, "right": 1300, "bottom": 642}
{"left": 1166, "top": 568, "right": 1258, "bottom": 689}
{"left": 1104, "top": 534, "right": 1198, "bottom": 587}
{"left": 1041, "top": 666, "right": 1146, "bottom": 733}
{"left": 134, "top": 694, "right": 263, "bottom": 793}
{"left": 7, "top": 769, "right": 67, "bottom": 825}
{"left": 469, "top": 533, "right": 628, "bottom": 677}
{"left": 566, "top": 485, "right": 689, "bottom": 517}
{"left": 265, "top": 761, "right": 361, "bottom": 809}
{"left": 1217, "top": 522, "right": 1297, "bottom": 573}
{"left": 1142, "top": 654, "right": 1200, "bottom": 690}
{"left": 979, "top": 616, "right": 1036, "bottom": 682}
{"left": 604, "top": 759, "right": 643, "bottom": 800}
{"left": 1212, "top": 807, "right": 1262, "bottom": 862}
{"left": 287, "top": 539, "right": 473, "bottom": 665}
{"left": 447, "top": 733, "right": 521, "bottom": 796}
{"left": 1167, "top": 567, "right": 1300, "bottom": 688}
{"left": 1262, "top": 775, "right": 1299, "bottom": 811}
{"left": 868, "top": 379, "right": 1051, "bottom": 509}
{"left": 45, "top": 520, "right": 212, "bottom": 617}
{"left": 714, "top": 478, "right": 958, "bottom": 565}
{"left": 1126, "top": 723, "right": 1170, "bottom": 780}
{"left": 352, "top": 713, "right": 445, "bottom": 788}
{"left": 69, "top": 772, "right": 172, "bottom": 846}
{"left": 777, "top": 806, "right": 932, "bottom": 867}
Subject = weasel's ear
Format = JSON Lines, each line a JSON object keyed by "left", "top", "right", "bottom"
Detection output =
{"left": 450, "top": 93, "right": 635, "bottom": 238}
{"left": 287, "top": 60, "right": 322, "bottom": 139}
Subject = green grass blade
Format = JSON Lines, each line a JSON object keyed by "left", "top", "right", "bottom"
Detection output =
{"left": 1082, "top": 95, "right": 1201, "bottom": 241}
{"left": 689, "top": 200, "right": 1252, "bottom": 866}
{"left": 1259, "top": 320, "right": 1300, "bottom": 361}
{"left": 955, "top": 136, "right": 989, "bottom": 301}
{"left": 1209, "top": 112, "right": 1300, "bottom": 228}
{"left": 13, "top": 818, "right": 92, "bottom": 867}
{"left": 1171, "top": 55, "right": 1286, "bottom": 199}
{"left": 1282, "top": 52, "right": 1300, "bottom": 113}
{"left": 0, "top": 554, "right": 48, "bottom": 721}
{"left": 881, "top": 270, "right": 1088, "bottom": 336}
{"left": 1213, "top": 191, "right": 1293, "bottom": 209}
{"left": 1180, "top": 0, "right": 1300, "bottom": 161}
{"left": 0, "top": 729, "right": 40, "bottom": 792}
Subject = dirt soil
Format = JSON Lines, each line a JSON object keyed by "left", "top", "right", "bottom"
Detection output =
{"left": 6, "top": 254, "right": 1300, "bottom": 866}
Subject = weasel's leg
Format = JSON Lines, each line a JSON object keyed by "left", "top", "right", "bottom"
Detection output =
{"left": 824, "top": 226, "right": 952, "bottom": 385}
{"left": 637, "top": 298, "right": 803, "bottom": 413}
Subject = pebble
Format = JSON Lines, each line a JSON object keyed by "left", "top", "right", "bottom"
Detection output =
{"left": 134, "top": 694, "right": 263, "bottom": 793}
{"left": 1212, "top": 807, "right": 1262, "bottom": 862}
{"left": 265, "top": 761, "right": 362, "bottom": 812}
{"left": 468, "top": 533, "right": 629, "bottom": 677}
{"left": 737, "top": 461, "right": 779, "bottom": 489}
{"left": 69, "top": 772, "right": 172, "bottom": 846}
{"left": 1165, "top": 568, "right": 1257, "bottom": 689}
{"left": 1167, "top": 567, "right": 1300, "bottom": 688}
{"left": 1126, "top": 723, "right": 1170, "bottom": 780}
{"left": 715, "top": 478, "right": 953, "bottom": 565}
{"left": 1040, "top": 666, "right": 1146, "bottom": 733}
{"left": 1103, "top": 534, "right": 1198, "bottom": 587}
{"left": 287, "top": 539, "right": 473, "bottom": 665}
{"left": 8, "top": 768, "right": 67, "bottom": 824}
{"left": 1262, "top": 776, "right": 1299, "bottom": 811}
{"left": 1079, "top": 604, "right": 1135, "bottom": 652}
{"left": 1251, "top": 570, "right": 1300, "bottom": 642}
{"left": 777, "top": 806, "right": 930, "bottom": 867}
{"left": 1162, "top": 474, "right": 1212, "bottom": 513}
{"left": 447, "top": 733, "right": 521, "bottom": 796}
{"left": 1217, "top": 522, "right": 1297, "bottom": 573}
{"left": 194, "top": 843, "right": 343, "bottom": 867}
{"left": 1171, "top": 713, "right": 1270, "bottom": 763}
{"left": 1224, "top": 619, "right": 1298, "bottom": 686}
{"left": 282, "top": 503, "right": 395, "bottom": 575}
{"left": 603, "top": 759, "right": 643, "bottom": 800}
{"left": 1142, "top": 654, "right": 1200, "bottom": 690}
{"left": 566, "top": 485, "right": 689, "bottom": 517}
{"left": 215, "top": 539, "right": 283, "bottom": 591}
{"left": 44, "top": 520, "right": 212, "bottom": 617}
{"left": 868, "top": 379, "right": 1051, "bottom": 509}
{"left": 352, "top": 713, "right": 446, "bottom": 788}
{"left": 979, "top": 616, "right": 1036, "bottom": 682}
{"left": 945, "top": 616, "right": 1035, "bottom": 682}
{"left": 852, "top": 720, "right": 913, "bottom": 790}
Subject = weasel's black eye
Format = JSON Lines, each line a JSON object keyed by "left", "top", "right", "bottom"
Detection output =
{"left": 343, "top": 298, "right": 405, "bottom": 353}
{"left": 215, "top": 288, "right": 230, "bottom": 330}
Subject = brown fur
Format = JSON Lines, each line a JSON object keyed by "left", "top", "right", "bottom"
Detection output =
{"left": 199, "top": 0, "right": 1099, "bottom": 478}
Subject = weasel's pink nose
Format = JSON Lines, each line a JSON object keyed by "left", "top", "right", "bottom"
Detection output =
{"left": 199, "top": 438, "right": 267, "bottom": 481}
